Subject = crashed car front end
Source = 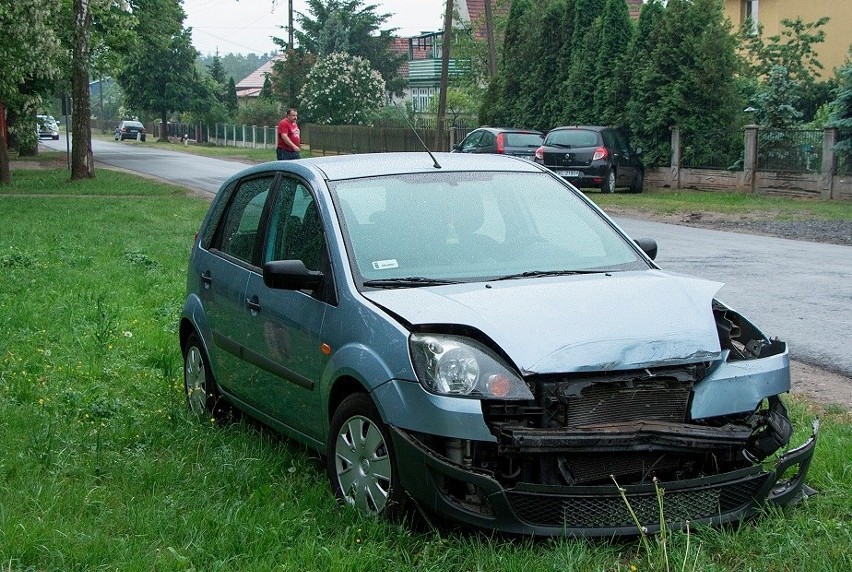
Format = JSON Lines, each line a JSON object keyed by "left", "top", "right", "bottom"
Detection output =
{"left": 386, "top": 302, "right": 817, "bottom": 537}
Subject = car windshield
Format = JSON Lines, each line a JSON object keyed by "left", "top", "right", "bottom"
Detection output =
{"left": 546, "top": 129, "right": 599, "bottom": 148}
{"left": 505, "top": 133, "right": 544, "bottom": 147}
{"left": 330, "top": 171, "right": 647, "bottom": 285}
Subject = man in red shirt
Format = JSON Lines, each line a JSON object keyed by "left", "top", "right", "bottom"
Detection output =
{"left": 276, "top": 108, "right": 301, "bottom": 160}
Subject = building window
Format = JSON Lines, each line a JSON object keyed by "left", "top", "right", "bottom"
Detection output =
{"left": 744, "top": 0, "right": 759, "bottom": 32}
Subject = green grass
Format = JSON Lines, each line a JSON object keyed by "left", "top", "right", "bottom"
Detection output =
{"left": 1, "top": 161, "right": 851, "bottom": 571}
{"left": 591, "top": 188, "right": 852, "bottom": 221}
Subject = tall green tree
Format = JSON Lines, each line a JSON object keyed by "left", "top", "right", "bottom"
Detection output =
{"left": 281, "top": 0, "right": 406, "bottom": 97}
{"left": 480, "top": 0, "right": 534, "bottom": 126}
{"left": 830, "top": 51, "right": 852, "bottom": 164}
{"left": 628, "top": 0, "right": 742, "bottom": 167}
{"left": 225, "top": 77, "right": 239, "bottom": 115}
{"left": 0, "top": 0, "right": 61, "bottom": 183}
{"left": 117, "top": 0, "right": 205, "bottom": 141}
{"left": 593, "top": 0, "right": 634, "bottom": 125}
{"left": 271, "top": 49, "right": 318, "bottom": 111}
{"left": 562, "top": 0, "right": 606, "bottom": 123}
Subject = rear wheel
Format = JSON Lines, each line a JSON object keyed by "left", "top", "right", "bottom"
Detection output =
{"left": 327, "top": 393, "right": 406, "bottom": 519}
{"left": 183, "top": 332, "right": 229, "bottom": 420}
{"left": 601, "top": 169, "right": 616, "bottom": 193}
{"left": 629, "top": 170, "right": 644, "bottom": 194}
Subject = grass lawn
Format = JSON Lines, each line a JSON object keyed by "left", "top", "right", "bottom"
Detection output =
{"left": 1, "top": 158, "right": 850, "bottom": 571}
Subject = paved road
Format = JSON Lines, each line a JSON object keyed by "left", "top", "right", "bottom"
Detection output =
{"left": 41, "top": 135, "right": 249, "bottom": 194}
{"left": 41, "top": 137, "right": 852, "bottom": 377}
{"left": 615, "top": 218, "right": 852, "bottom": 377}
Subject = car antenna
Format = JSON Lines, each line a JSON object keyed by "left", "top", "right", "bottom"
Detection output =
{"left": 397, "top": 106, "right": 441, "bottom": 169}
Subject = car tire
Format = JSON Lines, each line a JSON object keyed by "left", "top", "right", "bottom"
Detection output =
{"left": 327, "top": 393, "right": 407, "bottom": 519}
{"left": 601, "top": 169, "right": 616, "bottom": 193}
{"left": 629, "top": 170, "right": 644, "bottom": 194}
{"left": 183, "top": 332, "right": 230, "bottom": 420}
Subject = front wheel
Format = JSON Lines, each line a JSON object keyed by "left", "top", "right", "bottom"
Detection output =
{"left": 327, "top": 393, "right": 406, "bottom": 519}
{"left": 601, "top": 169, "right": 616, "bottom": 193}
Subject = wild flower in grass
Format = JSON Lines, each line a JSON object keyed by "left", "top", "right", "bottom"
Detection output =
{"left": 123, "top": 331, "right": 133, "bottom": 338}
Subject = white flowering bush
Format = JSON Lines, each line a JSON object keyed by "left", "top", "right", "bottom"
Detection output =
{"left": 299, "top": 52, "right": 386, "bottom": 125}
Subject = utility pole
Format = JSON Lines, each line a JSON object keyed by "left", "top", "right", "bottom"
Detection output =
{"left": 435, "top": 0, "right": 453, "bottom": 151}
{"left": 288, "top": 0, "right": 294, "bottom": 49}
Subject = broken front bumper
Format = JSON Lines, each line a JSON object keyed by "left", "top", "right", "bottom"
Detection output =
{"left": 390, "top": 420, "right": 818, "bottom": 537}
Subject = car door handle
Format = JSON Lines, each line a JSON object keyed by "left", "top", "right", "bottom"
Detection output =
{"left": 246, "top": 295, "right": 261, "bottom": 315}
{"left": 200, "top": 270, "right": 212, "bottom": 289}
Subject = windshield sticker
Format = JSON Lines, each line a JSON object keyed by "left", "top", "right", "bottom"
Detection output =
{"left": 372, "top": 259, "right": 399, "bottom": 270}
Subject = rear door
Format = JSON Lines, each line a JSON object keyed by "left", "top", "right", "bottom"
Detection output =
{"left": 200, "top": 174, "right": 278, "bottom": 401}
{"left": 607, "top": 129, "right": 638, "bottom": 185}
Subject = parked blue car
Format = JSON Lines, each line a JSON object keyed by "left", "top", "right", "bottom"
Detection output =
{"left": 180, "top": 152, "right": 816, "bottom": 537}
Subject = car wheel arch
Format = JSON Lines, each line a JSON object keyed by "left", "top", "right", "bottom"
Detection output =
{"left": 327, "top": 375, "right": 370, "bottom": 424}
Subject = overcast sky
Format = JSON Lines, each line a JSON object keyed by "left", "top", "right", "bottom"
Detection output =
{"left": 183, "top": 0, "right": 447, "bottom": 56}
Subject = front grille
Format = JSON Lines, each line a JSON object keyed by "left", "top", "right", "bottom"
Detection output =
{"left": 506, "top": 470, "right": 769, "bottom": 529}
{"left": 536, "top": 369, "right": 698, "bottom": 429}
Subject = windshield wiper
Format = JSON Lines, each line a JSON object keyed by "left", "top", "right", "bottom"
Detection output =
{"left": 489, "top": 269, "right": 610, "bottom": 281}
{"left": 362, "top": 277, "right": 461, "bottom": 289}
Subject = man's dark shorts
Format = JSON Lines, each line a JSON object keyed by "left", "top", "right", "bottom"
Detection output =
{"left": 277, "top": 148, "right": 301, "bottom": 160}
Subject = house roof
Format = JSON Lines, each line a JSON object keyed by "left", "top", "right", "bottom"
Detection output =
{"left": 235, "top": 53, "right": 286, "bottom": 97}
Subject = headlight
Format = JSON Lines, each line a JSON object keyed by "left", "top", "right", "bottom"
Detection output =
{"left": 409, "top": 333, "right": 533, "bottom": 400}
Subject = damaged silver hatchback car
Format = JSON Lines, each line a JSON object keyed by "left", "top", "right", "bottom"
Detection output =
{"left": 180, "top": 152, "right": 816, "bottom": 537}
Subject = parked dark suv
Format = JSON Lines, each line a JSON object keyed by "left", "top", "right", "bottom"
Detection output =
{"left": 535, "top": 126, "right": 643, "bottom": 193}
{"left": 453, "top": 127, "right": 544, "bottom": 160}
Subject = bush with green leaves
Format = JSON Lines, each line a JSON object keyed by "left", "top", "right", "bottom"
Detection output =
{"left": 299, "top": 52, "right": 386, "bottom": 125}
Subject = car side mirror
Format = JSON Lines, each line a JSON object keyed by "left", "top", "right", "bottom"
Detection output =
{"left": 634, "top": 237, "right": 657, "bottom": 260}
{"left": 453, "top": 143, "right": 462, "bottom": 151}
{"left": 263, "top": 259, "right": 324, "bottom": 290}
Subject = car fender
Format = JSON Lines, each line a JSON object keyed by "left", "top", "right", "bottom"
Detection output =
{"left": 180, "top": 293, "right": 220, "bottom": 374}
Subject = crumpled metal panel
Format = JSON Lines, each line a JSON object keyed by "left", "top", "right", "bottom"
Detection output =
{"left": 364, "top": 269, "right": 724, "bottom": 374}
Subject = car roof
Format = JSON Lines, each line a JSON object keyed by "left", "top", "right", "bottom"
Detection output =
{"left": 228, "top": 152, "right": 545, "bottom": 185}
{"left": 473, "top": 126, "right": 542, "bottom": 135}
{"left": 549, "top": 125, "right": 609, "bottom": 132}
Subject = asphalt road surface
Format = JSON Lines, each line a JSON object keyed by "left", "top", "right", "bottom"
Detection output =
{"left": 41, "top": 137, "right": 852, "bottom": 377}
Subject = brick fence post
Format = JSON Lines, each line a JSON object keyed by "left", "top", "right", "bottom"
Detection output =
{"left": 821, "top": 127, "right": 838, "bottom": 199}
{"left": 742, "top": 124, "right": 759, "bottom": 193}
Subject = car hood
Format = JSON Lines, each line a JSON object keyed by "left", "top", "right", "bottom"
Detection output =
{"left": 362, "top": 270, "right": 724, "bottom": 375}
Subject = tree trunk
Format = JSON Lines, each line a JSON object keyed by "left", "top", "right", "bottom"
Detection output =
{"left": 0, "top": 102, "right": 10, "bottom": 185}
{"left": 484, "top": 0, "right": 497, "bottom": 78}
{"left": 71, "top": 0, "right": 95, "bottom": 180}
{"left": 434, "top": 0, "right": 453, "bottom": 151}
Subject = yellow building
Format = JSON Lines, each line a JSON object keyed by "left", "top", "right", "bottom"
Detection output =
{"left": 724, "top": 0, "right": 852, "bottom": 77}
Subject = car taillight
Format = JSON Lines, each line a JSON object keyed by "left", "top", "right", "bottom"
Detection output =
{"left": 534, "top": 147, "right": 544, "bottom": 161}
{"left": 593, "top": 147, "right": 608, "bottom": 161}
{"left": 496, "top": 133, "right": 505, "bottom": 154}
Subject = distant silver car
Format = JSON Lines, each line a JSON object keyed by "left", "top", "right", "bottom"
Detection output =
{"left": 37, "top": 114, "right": 59, "bottom": 140}
{"left": 180, "top": 152, "right": 816, "bottom": 537}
